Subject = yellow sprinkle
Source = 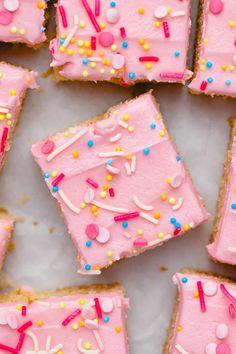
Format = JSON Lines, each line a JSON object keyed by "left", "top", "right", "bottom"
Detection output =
{"left": 146, "top": 63, "right": 152, "bottom": 70}
{"left": 138, "top": 7, "right": 145, "bottom": 14}
{"left": 139, "top": 38, "right": 145, "bottom": 45}
{"left": 167, "top": 177, "right": 171, "bottom": 184}
{"left": 63, "top": 131, "right": 69, "bottom": 137}
{"left": 159, "top": 130, "right": 165, "bottom": 137}
{"left": 108, "top": 260, "right": 113, "bottom": 265}
{"left": 200, "top": 65, "right": 205, "bottom": 71}
{"left": 51, "top": 171, "right": 58, "bottom": 178}
{"left": 78, "top": 40, "right": 84, "bottom": 47}
{"left": 61, "top": 33, "right": 66, "bottom": 39}
{"left": 132, "top": 249, "right": 138, "bottom": 254}
{"left": 230, "top": 65, "right": 235, "bottom": 72}
{"left": 115, "top": 146, "right": 122, "bottom": 151}
{"left": 177, "top": 325, "right": 182, "bottom": 332}
{"left": 154, "top": 21, "right": 161, "bottom": 28}
{"left": 229, "top": 21, "right": 235, "bottom": 28}
{"left": 78, "top": 48, "right": 85, "bottom": 55}
{"left": 115, "top": 325, "right": 122, "bottom": 333}
{"left": 100, "top": 68, "right": 105, "bottom": 74}
{"left": 83, "top": 70, "right": 89, "bottom": 77}
{"left": 91, "top": 205, "right": 97, "bottom": 213}
{"left": 72, "top": 150, "right": 79, "bottom": 158}
{"left": 6, "top": 120, "right": 12, "bottom": 126}
{"left": 81, "top": 202, "right": 86, "bottom": 209}
{"left": 106, "top": 175, "right": 113, "bottom": 182}
{"left": 84, "top": 41, "right": 91, "bottom": 48}
{"left": 167, "top": 6, "right": 172, "bottom": 14}
{"left": 79, "top": 20, "right": 86, "bottom": 28}
{"left": 19, "top": 29, "right": 25, "bottom": 35}
{"left": 103, "top": 184, "right": 108, "bottom": 191}
{"left": 123, "top": 114, "right": 129, "bottom": 122}
{"left": 156, "top": 114, "right": 161, "bottom": 120}
{"left": 4, "top": 225, "right": 11, "bottom": 231}
{"left": 100, "top": 22, "right": 106, "bottom": 29}
{"left": 158, "top": 232, "right": 165, "bottom": 240}
{"left": 37, "top": 1, "right": 45, "bottom": 9}
{"left": 128, "top": 126, "right": 134, "bottom": 133}
{"left": 110, "top": 69, "right": 115, "bottom": 75}
{"left": 84, "top": 343, "right": 91, "bottom": 350}
{"left": 79, "top": 320, "right": 85, "bottom": 327}
{"left": 100, "top": 191, "right": 107, "bottom": 198}
{"left": 0, "top": 114, "right": 5, "bottom": 121}
{"left": 10, "top": 26, "right": 17, "bottom": 33}
{"left": 36, "top": 319, "right": 44, "bottom": 327}
{"left": 203, "top": 37, "right": 208, "bottom": 44}
{"left": 87, "top": 49, "right": 93, "bottom": 57}
{"left": 67, "top": 48, "right": 74, "bottom": 55}
{"left": 59, "top": 302, "right": 66, "bottom": 309}
{"left": 193, "top": 290, "right": 199, "bottom": 298}
{"left": 90, "top": 62, "right": 97, "bottom": 69}
{"left": 73, "top": 324, "right": 79, "bottom": 330}
{"left": 183, "top": 224, "right": 190, "bottom": 231}
{"left": 10, "top": 89, "right": 16, "bottom": 96}
{"left": 221, "top": 64, "right": 227, "bottom": 71}
{"left": 59, "top": 46, "right": 65, "bottom": 53}
{"left": 200, "top": 58, "right": 205, "bottom": 65}
{"left": 153, "top": 211, "right": 160, "bottom": 219}
{"left": 126, "top": 154, "right": 132, "bottom": 161}
{"left": 70, "top": 36, "right": 76, "bottom": 44}
{"left": 111, "top": 44, "right": 117, "bottom": 51}
{"left": 79, "top": 299, "right": 86, "bottom": 305}
{"left": 0, "top": 72, "right": 3, "bottom": 79}
{"left": 16, "top": 305, "right": 22, "bottom": 311}
{"left": 143, "top": 43, "right": 150, "bottom": 51}
{"left": 57, "top": 352, "right": 63, "bottom": 354}
{"left": 99, "top": 50, "right": 105, "bottom": 57}
{"left": 160, "top": 194, "right": 167, "bottom": 201}
{"left": 169, "top": 197, "right": 176, "bottom": 205}
{"left": 107, "top": 250, "right": 113, "bottom": 257}
{"left": 137, "top": 229, "right": 143, "bottom": 236}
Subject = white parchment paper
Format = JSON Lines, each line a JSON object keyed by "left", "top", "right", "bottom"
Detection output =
{"left": 1, "top": 1, "right": 236, "bottom": 353}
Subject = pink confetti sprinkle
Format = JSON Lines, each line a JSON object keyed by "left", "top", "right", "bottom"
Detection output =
{"left": 95, "top": 0, "right": 100, "bottom": 16}
{"left": 58, "top": 5, "right": 68, "bottom": 28}
{"left": 16, "top": 333, "right": 26, "bottom": 351}
{"left": 109, "top": 188, "right": 115, "bottom": 197}
{"left": 216, "top": 343, "right": 231, "bottom": 354}
{"left": 0, "top": 10, "right": 13, "bottom": 25}
{"left": 18, "top": 321, "right": 32, "bottom": 333}
{"left": 163, "top": 21, "right": 170, "bottom": 38}
{"left": 209, "top": 0, "right": 224, "bottom": 15}
{"left": 174, "top": 227, "right": 181, "bottom": 236}
{"left": 86, "top": 223, "right": 99, "bottom": 239}
{"left": 91, "top": 36, "right": 97, "bottom": 50}
{"left": 52, "top": 173, "right": 65, "bottom": 187}
{"left": 114, "top": 211, "right": 139, "bottom": 222}
{"left": 159, "top": 72, "right": 184, "bottom": 79}
{"left": 62, "top": 308, "right": 81, "bottom": 326}
{"left": 220, "top": 283, "right": 236, "bottom": 306}
{"left": 197, "top": 281, "right": 206, "bottom": 312}
{"left": 200, "top": 80, "right": 208, "bottom": 91}
{"left": 120, "top": 27, "right": 126, "bottom": 38}
{"left": 0, "top": 127, "right": 8, "bottom": 155}
{"left": 139, "top": 56, "right": 159, "bottom": 62}
{"left": 41, "top": 139, "right": 55, "bottom": 155}
{"left": 86, "top": 178, "right": 99, "bottom": 189}
{"left": 94, "top": 298, "right": 103, "bottom": 319}
{"left": 0, "top": 343, "right": 18, "bottom": 354}
{"left": 229, "top": 304, "right": 235, "bottom": 319}
{"left": 81, "top": 0, "right": 101, "bottom": 33}
{"left": 133, "top": 239, "right": 148, "bottom": 248}
{"left": 21, "top": 306, "right": 27, "bottom": 317}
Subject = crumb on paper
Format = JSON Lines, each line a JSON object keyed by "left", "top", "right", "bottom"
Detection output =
{"left": 8, "top": 242, "right": 15, "bottom": 252}
{"left": 32, "top": 220, "right": 39, "bottom": 226}
{"left": 15, "top": 215, "right": 25, "bottom": 223}
{"left": 16, "top": 195, "right": 31, "bottom": 205}
{"left": 48, "top": 226, "right": 55, "bottom": 234}
{"left": 159, "top": 266, "right": 168, "bottom": 272}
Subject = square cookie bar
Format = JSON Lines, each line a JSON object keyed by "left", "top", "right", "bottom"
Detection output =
{"left": 0, "top": 284, "right": 129, "bottom": 353}
{"left": 50, "top": 0, "right": 192, "bottom": 84}
{"left": 0, "top": 208, "right": 13, "bottom": 270}
{"left": 0, "top": 62, "right": 37, "bottom": 172}
{"left": 0, "top": 0, "right": 47, "bottom": 46}
{"left": 32, "top": 93, "right": 209, "bottom": 274}
{"left": 165, "top": 271, "right": 236, "bottom": 354}
{"left": 207, "top": 119, "right": 236, "bottom": 265}
{"left": 189, "top": 0, "right": 236, "bottom": 97}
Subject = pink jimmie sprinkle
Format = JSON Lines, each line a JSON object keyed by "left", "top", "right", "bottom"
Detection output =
{"left": 21, "top": 306, "right": 27, "bottom": 317}
{"left": 94, "top": 298, "right": 103, "bottom": 319}
{"left": 0, "top": 344, "right": 18, "bottom": 354}
{"left": 133, "top": 239, "right": 148, "bottom": 248}
{"left": 120, "top": 27, "right": 126, "bottom": 38}
{"left": 197, "top": 281, "right": 206, "bottom": 312}
{"left": 229, "top": 304, "right": 236, "bottom": 319}
{"left": 91, "top": 36, "right": 96, "bottom": 50}
{"left": 0, "top": 127, "right": 9, "bottom": 155}
{"left": 52, "top": 173, "right": 65, "bottom": 187}
{"left": 159, "top": 72, "right": 184, "bottom": 80}
{"left": 109, "top": 188, "right": 115, "bottom": 197}
{"left": 200, "top": 80, "right": 208, "bottom": 91}
{"left": 86, "top": 178, "right": 99, "bottom": 189}
{"left": 114, "top": 211, "right": 139, "bottom": 222}
{"left": 58, "top": 5, "right": 68, "bottom": 28}
{"left": 139, "top": 56, "right": 159, "bottom": 62}
{"left": 220, "top": 283, "right": 236, "bottom": 306}
{"left": 163, "top": 21, "right": 170, "bottom": 38}
{"left": 16, "top": 333, "right": 26, "bottom": 351}
{"left": 95, "top": 0, "right": 100, "bottom": 16}
{"left": 62, "top": 308, "right": 81, "bottom": 326}
{"left": 81, "top": 0, "right": 101, "bottom": 32}
{"left": 18, "top": 321, "right": 32, "bottom": 333}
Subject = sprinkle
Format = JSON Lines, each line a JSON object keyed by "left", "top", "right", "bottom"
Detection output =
{"left": 139, "top": 56, "right": 159, "bottom": 62}
{"left": 62, "top": 308, "right": 81, "bottom": 326}
{"left": 140, "top": 212, "right": 159, "bottom": 225}
{"left": 120, "top": 27, "right": 126, "bottom": 38}
{"left": 130, "top": 155, "right": 136, "bottom": 173}
{"left": 0, "top": 127, "right": 9, "bottom": 154}
{"left": 91, "top": 36, "right": 96, "bottom": 50}
{"left": 106, "top": 164, "right": 120, "bottom": 174}
{"left": 95, "top": 0, "right": 100, "bottom": 16}
{"left": 92, "top": 200, "right": 129, "bottom": 213}
{"left": 87, "top": 139, "right": 94, "bottom": 147}
{"left": 94, "top": 298, "right": 103, "bottom": 319}
{"left": 124, "top": 162, "right": 131, "bottom": 175}
{"left": 197, "top": 281, "right": 206, "bottom": 312}
{"left": 47, "top": 128, "right": 89, "bottom": 161}
{"left": 21, "top": 305, "right": 27, "bottom": 316}
{"left": 229, "top": 304, "right": 235, "bottom": 319}
{"left": 200, "top": 80, "right": 207, "bottom": 91}
{"left": 78, "top": 268, "right": 101, "bottom": 275}
{"left": 133, "top": 239, "right": 148, "bottom": 248}
{"left": 172, "top": 197, "right": 184, "bottom": 211}
{"left": 163, "top": 21, "right": 170, "bottom": 38}
{"left": 159, "top": 72, "right": 184, "bottom": 80}
{"left": 58, "top": 5, "right": 68, "bottom": 28}
{"left": 123, "top": 231, "right": 132, "bottom": 239}
{"left": 114, "top": 211, "right": 139, "bottom": 222}
{"left": 110, "top": 133, "right": 122, "bottom": 142}
{"left": 0, "top": 343, "right": 18, "bottom": 353}
{"left": 62, "top": 15, "right": 79, "bottom": 47}
{"left": 109, "top": 188, "right": 115, "bottom": 197}
{"left": 220, "top": 283, "right": 236, "bottom": 305}
{"left": 93, "top": 330, "right": 104, "bottom": 351}
{"left": 86, "top": 178, "right": 99, "bottom": 189}
{"left": 58, "top": 189, "right": 80, "bottom": 214}
{"left": 51, "top": 173, "right": 65, "bottom": 187}
{"left": 81, "top": 0, "right": 101, "bottom": 32}
{"left": 16, "top": 333, "right": 26, "bottom": 351}
{"left": 18, "top": 321, "right": 33, "bottom": 333}
{"left": 170, "top": 11, "right": 186, "bottom": 18}
{"left": 175, "top": 344, "right": 189, "bottom": 354}
{"left": 98, "top": 151, "right": 124, "bottom": 158}
{"left": 118, "top": 120, "right": 128, "bottom": 129}
{"left": 132, "top": 196, "right": 154, "bottom": 211}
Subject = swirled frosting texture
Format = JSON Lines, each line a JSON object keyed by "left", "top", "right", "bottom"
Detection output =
{"left": 31, "top": 93, "right": 209, "bottom": 274}
{"left": 50, "top": 0, "right": 192, "bottom": 84}
{"left": 189, "top": 0, "right": 236, "bottom": 97}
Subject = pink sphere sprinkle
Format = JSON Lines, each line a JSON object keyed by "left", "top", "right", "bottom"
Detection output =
{"left": 0, "top": 10, "right": 13, "bottom": 25}
{"left": 99, "top": 32, "right": 115, "bottom": 48}
{"left": 216, "top": 343, "right": 231, "bottom": 354}
{"left": 209, "top": 0, "right": 224, "bottom": 15}
{"left": 85, "top": 223, "right": 99, "bottom": 240}
{"left": 41, "top": 139, "right": 55, "bottom": 154}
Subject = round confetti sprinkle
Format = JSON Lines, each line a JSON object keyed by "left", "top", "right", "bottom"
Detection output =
{"left": 216, "top": 343, "right": 231, "bottom": 354}
{"left": 101, "top": 298, "right": 114, "bottom": 313}
{"left": 203, "top": 281, "right": 218, "bottom": 296}
{"left": 154, "top": 6, "right": 168, "bottom": 19}
{"left": 96, "top": 227, "right": 110, "bottom": 244}
{"left": 85, "top": 224, "right": 99, "bottom": 240}
{"left": 99, "top": 32, "right": 115, "bottom": 47}
{"left": 0, "top": 10, "right": 13, "bottom": 25}
{"left": 216, "top": 323, "right": 229, "bottom": 339}
{"left": 112, "top": 53, "right": 125, "bottom": 69}
{"left": 41, "top": 139, "right": 55, "bottom": 154}
{"left": 205, "top": 343, "right": 217, "bottom": 354}
{"left": 106, "top": 8, "right": 120, "bottom": 24}
{"left": 3, "top": 0, "right": 19, "bottom": 12}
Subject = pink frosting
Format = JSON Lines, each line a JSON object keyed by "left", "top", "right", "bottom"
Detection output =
{"left": 189, "top": 0, "right": 236, "bottom": 97}
{"left": 207, "top": 135, "right": 236, "bottom": 265}
{"left": 0, "top": 215, "right": 13, "bottom": 270}
{"left": 0, "top": 289, "right": 129, "bottom": 353}
{"left": 50, "top": 0, "right": 192, "bottom": 84}
{"left": 31, "top": 93, "right": 209, "bottom": 273}
{"left": 0, "top": 0, "right": 47, "bottom": 45}
{"left": 170, "top": 272, "right": 236, "bottom": 354}
{"left": 0, "top": 62, "right": 38, "bottom": 170}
